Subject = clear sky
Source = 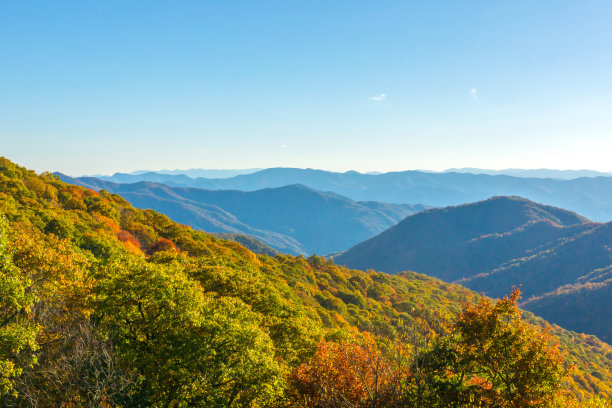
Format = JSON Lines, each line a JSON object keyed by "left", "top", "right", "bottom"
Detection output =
{"left": 1, "top": 1, "right": 611, "bottom": 175}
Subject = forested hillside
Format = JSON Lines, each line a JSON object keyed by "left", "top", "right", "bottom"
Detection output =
{"left": 58, "top": 175, "right": 426, "bottom": 255}
{"left": 1, "top": 157, "right": 611, "bottom": 407}
{"left": 522, "top": 265, "right": 612, "bottom": 342}
{"left": 336, "top": 197, "right": 612, "bottom": 342}
{"left": 210, "top": 232, "right": 280, "bottom": 256}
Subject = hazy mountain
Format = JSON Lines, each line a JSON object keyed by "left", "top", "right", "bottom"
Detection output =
{"left": 335, "top": 197, "right": 612, "bottom": 341}
{"left": 58, "top": 174, "right": 426, "bottom": 255}
{"left": 93, "top": 172, "right": 197, "bottom": 186}
{"left": 335, "top": 196, "right": 590, "bottom": 281}
{"left": 93, "top": 168, "right": 612, "bottom": 221}
{"left": 444, "top": 168, "right": 612, "bottom": 179}
{"left": 90, "top": 168, "right": 262, "bottom": 179}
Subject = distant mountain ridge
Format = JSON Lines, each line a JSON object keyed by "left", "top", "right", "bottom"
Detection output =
{"left": 91, "top": 168, "right": 262, "bottom": 179}
{"left": 58, "top": 174, "right": 426, "bottom": 255}
{"left": 91, "top": 167, "right": 612, "bottom": 181}
{"left": 444, "top": 168, "right": 612, "bottom": 179}
{"left": 335, "top": 196, "right": 612, "bottom": 341}
{"left": 90, "top": 168, "right": 612, "bottom": 221}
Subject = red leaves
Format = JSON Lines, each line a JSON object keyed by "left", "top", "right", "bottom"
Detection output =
{"left": 149, "top": 238, "right": 176, "bottom": 254}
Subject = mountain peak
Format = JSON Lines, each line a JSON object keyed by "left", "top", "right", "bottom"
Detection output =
{"left": 336, "top": 196, "right": 591, "bottom": 277}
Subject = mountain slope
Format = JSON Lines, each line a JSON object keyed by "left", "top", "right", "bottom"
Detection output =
{"left": 94, "top": 167, "right": 612, "bottom": 221}
{"left": 522, "top": 265, "right": 612, "bottom": 341}
{"left": 58, "top": 175, "right": 426, "bottom": 255}
{"left": 210, "top": 232, "right": 280, "bottom": 256}
{"left": 336, "top": 196, "right": 612, "bottom": 341}
{"left": 1, "top": 157, "right": 611, "bottom": 403}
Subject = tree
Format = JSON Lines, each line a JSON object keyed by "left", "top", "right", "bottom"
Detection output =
{"left": 0, "top": 216, "right": 38, "bottom": 399}
{"left": 419, "top": 289, "right": 569, "bottom": 407}
{"left": 9, "top": 320, "right": 135, "bottom": 407}
{"left": 94, "top": 257, "right": 283, "bottom": 407}
{"left": 287, "top": 335, "right": 408, "bottom": 408}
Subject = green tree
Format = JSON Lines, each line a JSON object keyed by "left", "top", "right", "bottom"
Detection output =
{"left": 94, "top": 257, "right": 283, "bottom": 407}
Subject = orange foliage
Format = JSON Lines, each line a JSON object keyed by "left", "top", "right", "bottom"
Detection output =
{"left": 453, "top": 288, "right": 569, "bottom": 407}
{"left": 288, "top": 338, "right": 408, "bottom": 407}
{"left": 93, "top": 213, "right": 121, "bottom": 234}
{"left": 62, "top": 186, "right": 84, "bottom": 198}
{"left": 83, "top": 188, "right": 100, "bottom": 198}
{"left": 117, "top": 230, "right": 142, "bottom": 254}
{"left": 149, "top": 238, "right": 177, "bottom": 254}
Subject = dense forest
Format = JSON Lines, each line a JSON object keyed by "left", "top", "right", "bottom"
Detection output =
{"left": 1, "top": 157, "right": 611, "bottom": 407}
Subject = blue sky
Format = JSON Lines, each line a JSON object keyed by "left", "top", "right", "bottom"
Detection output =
{"left": 1, "top": 1, "right": 611, "bottom": 175}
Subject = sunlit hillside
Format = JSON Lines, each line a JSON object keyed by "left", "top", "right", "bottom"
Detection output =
{"left": 1, "top": 157, "right": 611, "bottom": 407}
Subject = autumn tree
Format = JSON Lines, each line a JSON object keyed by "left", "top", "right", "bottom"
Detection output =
{"left": 287, "top": 335, "right": 408, "bottom": 408}
{"left": 0, "top": 217, "right": 122, "bottom": 407}
{"left": 289, "top": 290, "right": 572, "bottom": 408}
{"left": 0, "top": 216, "right": 38, "bottom": 399}
{"left": 415, "top": 289, "right": 569, "bottom": 407}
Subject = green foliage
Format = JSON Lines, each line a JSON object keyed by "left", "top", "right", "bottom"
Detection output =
{"left": 79, "top": 231, "right": 118, "bottom": 259}
{"left": 43, "top": 216, "right": 74, "bottom": 239}
{"left": 94, "top": 257, "right": 283, "bottom": 407}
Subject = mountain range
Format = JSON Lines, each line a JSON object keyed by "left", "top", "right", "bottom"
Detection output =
{"left": 57, "top": 174, "right": 426, "bottom": 255}
{"left": 90, "top": 168, "right": 612, "bottom": 221}
{"left": 2, "top": 156, "right": 612, "bottom": 403}
{"left": 335, "top": 196, "right": 612, "bottom": 342}
{"left": 89, "top": 168, "right": 262, "bottom": 179}
{"left": 62, "top": 168, "right": 612, "bottom": 341}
